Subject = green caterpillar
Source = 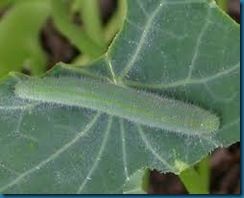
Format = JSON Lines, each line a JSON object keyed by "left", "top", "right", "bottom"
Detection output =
{"left": 15, "top": 77, "right": 220, "bottom": 135}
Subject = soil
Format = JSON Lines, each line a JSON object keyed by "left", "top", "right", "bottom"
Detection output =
{"left": 2, "top": 0, "right": 240, "bottom": 194}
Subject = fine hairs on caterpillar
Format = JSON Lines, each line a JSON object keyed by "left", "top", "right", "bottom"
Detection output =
{"left": 15, "top": 77, "right": 220, "bottom": 135}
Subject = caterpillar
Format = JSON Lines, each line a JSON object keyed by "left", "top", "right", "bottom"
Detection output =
{"left": 15, "top": 77, "right": 220, "bottom": 135}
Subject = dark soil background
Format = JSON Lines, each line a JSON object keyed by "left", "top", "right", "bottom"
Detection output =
{"left": 40, "top": 0, "right": 240, "bottom": 194}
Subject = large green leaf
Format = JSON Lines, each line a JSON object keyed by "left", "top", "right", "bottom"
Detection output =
{"left": 0, "top": 0, "right": 239, "bottom": 194}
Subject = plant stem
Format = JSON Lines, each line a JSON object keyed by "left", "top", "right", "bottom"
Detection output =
{"left": 179, "top": 157, "right": 210, "bottom": 194}
{"left": 51, "top": 0, "right": 105, "bottom": 59}
{"left": 104, "top": 0, "right": 127, "bottom": 43}
{"left": 78, "top": 0, "right": 105, "bottom": 48}
{"left": 197, "top": 156, "right": 210, "bottom": 190}
{"left": 141, "top": 169, "right": 150, "bottom": 192}
{"left": 72, "top": 0, "right": 127, "bottom": 65}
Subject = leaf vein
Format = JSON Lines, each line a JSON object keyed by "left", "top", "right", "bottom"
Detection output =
{"left": 125, "top": 62, "right": 239, "bottom": 89}
{"left": 137, "top": 125, "right": 176, "bottom": 172}
{"left": 119, "top": 119, "right": 129, "bottom": 180}
{"left": 0, "top": 113, "right": 101, "bottom": 193}
{"left": 203, "top": 83, "right": 238, "bottom": 103}
{"left": 187, "top": 7, "right": 211, "bottom": 80}
{"left": 105, "top": 56, "right": 117, "bottom": 84}
{"left": 135, "top": 0, "right": 149, "bottom": 17}
{"left": 118, "top": 0, "right": 166, "bottom": 81}
{"left": 0, "top": 161, "right": 20, "bottom": 176}
{"left": 76, "top": 116, "right": 113, "bottom": 193}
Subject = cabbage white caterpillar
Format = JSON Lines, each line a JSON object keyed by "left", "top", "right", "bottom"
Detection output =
{"left": 15, "top": 77, "right": 220, "bottom": 135}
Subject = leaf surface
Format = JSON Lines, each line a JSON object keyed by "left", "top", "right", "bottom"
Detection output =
{"left": 0, "top": 0, "right": 240, "bottom": 193}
